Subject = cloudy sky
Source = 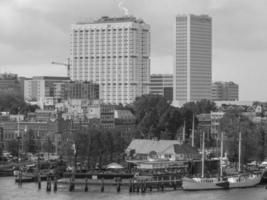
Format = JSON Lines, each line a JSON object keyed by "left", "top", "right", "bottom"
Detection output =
{"left": 0, "top": 0, "right": 267, "bottom": 101}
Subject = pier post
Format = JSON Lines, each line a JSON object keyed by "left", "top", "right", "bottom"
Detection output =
{"left": 161, "top": 177, "right": 164, "bottom": 191}
{"left": 69, "top": 174, "right": 75, "bottom": 192}
{"left": 157, "top": 176, "right": 160, "bottom": 191}
{"left": 116, "top": 178, "right": 121, "bottom": 193}
{"left": 136, "top": 180, "right": 140, "bottom": 193}
{"left": 129, "top": 179, "right": 133, "bottom": 193}
{"left": 53, "top": 176, "right": 57, "bottom": 192}
{"left": 84, "top": 176, "right": 88, "bottom": 192}
{"left": 101, "top": 178, "right": 104, "bottom": 192}
{"left": 18, "top": 168, "right": 22, "bottom": 187}
{"left": 37, "top": 172, "right": 41, "bottom": 190}
{"left": 46, "top": 175, "right": 51, "bottom": 192}
{"left": 132, "top": 179, "right": 136, "bottom": 192}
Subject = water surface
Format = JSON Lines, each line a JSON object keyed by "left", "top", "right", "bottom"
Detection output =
{"left": 0, "top": 177, "right": 267, "bottom": 200}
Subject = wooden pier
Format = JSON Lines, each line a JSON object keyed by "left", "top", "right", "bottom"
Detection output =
{"left": 53, "top": 173, "right": 182, "bottom": 193}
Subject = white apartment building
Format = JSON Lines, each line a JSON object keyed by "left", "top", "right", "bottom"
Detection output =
{"left": 174, "top": 14, "right": 212, "bottom": 106}
{"left": 70, "top": 16, "right": 150, "bottom": 105}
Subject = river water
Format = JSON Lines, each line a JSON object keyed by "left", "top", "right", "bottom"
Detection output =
{"left": 0, "top": 177, "right": 267, "bottom": 200}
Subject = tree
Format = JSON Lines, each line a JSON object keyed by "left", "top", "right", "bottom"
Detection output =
{"left": 220, "top": 108, "right": 265, "bottom": 164}
{"left": 43, "top": 136, "right": 54, "bottom": 154}
{"left": 0, "top": 90, "right": 39, "bottom": 114}
{"left": 7, "top": 139, "right": 19, "bottom": 157}
{"left": 24, "top": 129, "right": 37, "bottom": 153}
{"left": 133, "top": 94, "right": 183, "bottom": 139}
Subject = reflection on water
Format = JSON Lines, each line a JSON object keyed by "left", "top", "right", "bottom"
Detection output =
{"left": 0, "top": 177, "right": 267, "bottom": 200}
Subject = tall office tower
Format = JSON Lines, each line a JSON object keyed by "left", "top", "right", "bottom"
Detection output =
{"left": 70, "top": 16, "right": 150, "bottom": 105}
{"left": 212, "top": 81, "right": 239, "bottom": 101}
{"left": 150, "top": 74, "right": 173, "bottom": 102}
{"left": 174, "top": 14, "right": 212, "bottom": 105}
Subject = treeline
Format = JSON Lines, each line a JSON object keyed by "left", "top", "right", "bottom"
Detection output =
{"left": 130, "top": 94, "right": 216, "bottom": 140}
{"left": 60, "top": 127, "right": 128, "bottom": 169}
{"left": 60, "top": 95, "right": 217, "bottom": 168}
{"left": 220, "top": 108, "right": 267, "bottom": 163}
{"left": 0, "top": 91, "right": 38, "bottom": 114}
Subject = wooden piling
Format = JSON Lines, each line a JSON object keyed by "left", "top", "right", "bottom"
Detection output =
{"left": 116, "top": 178, "right": 121, "bottom": 193}
{"left": 18, "top": 169, "right": 22, "bottom": 187}
{"left": 85, "top": 176, "right": 88, "bottom": 192}
{"left": 101, "top": 178, "right": 104, "bottom": 192}
{"left": 136, "top": 181, "right": 140, "bottom": 193}
{"left": 46, "top": 176, "right": 51, "bottom": 192}
{"left": 53, "top": 176, "right": 57, "bottom": 192}
{"left": 129, "top": 179, "right": 133, "bottom": 193}
{"left": 69, "top": 175, "right": 75, "bottom": 192}
{"left": 37, "top": 172, "right": 41, "bottom": 190}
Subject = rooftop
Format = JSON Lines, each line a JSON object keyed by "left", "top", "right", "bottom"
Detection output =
{"left": 77, "top": 16, "right": 145, "bottom": 25}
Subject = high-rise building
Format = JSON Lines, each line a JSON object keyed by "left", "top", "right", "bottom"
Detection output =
{"left": 212, "top": 81, "right": 239, "bottom": 101}
{"left": 70, "top": 16, "right": 150, "bottom": 105}
{"left": 150, "top": 74, "right": 173, "bottom": 102}
{"left": 174, "top": 14, "right": 212, "bottom": 105}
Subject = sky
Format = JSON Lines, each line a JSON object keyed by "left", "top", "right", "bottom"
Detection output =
{"left": 0, "top": 0, "right": 267, "bottom": 101}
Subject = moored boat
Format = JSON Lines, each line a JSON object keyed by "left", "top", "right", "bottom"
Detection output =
{"left": 182, "top": 131, "right": 263, "bottom": 191}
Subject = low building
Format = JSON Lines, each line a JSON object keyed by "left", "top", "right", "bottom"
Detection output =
{"left": 114, "top": 109, "right": 136, "bottom": 132}
{"left": 126, "top": 139, "right": 199, "bottom": 161}
{"left": 0, "top": 120, "right": 60, "bottom": 153}
{"left": 125, "top": 139, "right": 200, "bottom": 169}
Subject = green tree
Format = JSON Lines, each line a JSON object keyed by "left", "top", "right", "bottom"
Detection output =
{"left": 23, "top": 129, "right": 37, "bottom": 153}
{"left": 220, "top": 108, "right": 264, "bottom": 164}
{"left": 133, "top": 94, "right": 183, "bottom": 139}
{"left": 7, "top": 139, "right": 19, "bottom": 156}
{"left": 43, "top": 136, "right": 53, "bottom": 154}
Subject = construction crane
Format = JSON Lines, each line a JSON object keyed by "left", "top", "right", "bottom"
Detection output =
{"left": 51, "top": 58, "right": 71, "bottom": 77}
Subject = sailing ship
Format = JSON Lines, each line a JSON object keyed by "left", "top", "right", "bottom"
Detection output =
{"left": 182, "top": 127, "right": 262, "bottom": 190}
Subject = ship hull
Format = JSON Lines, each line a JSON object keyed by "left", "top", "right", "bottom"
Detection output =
{"left": 182, "top": 174, "right": 262, "bottom": 191}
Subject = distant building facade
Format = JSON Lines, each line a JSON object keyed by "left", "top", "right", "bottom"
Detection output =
{"left": 0, "top": 73, "right": 24, "bottom": 95}
{"left": 70, "top": 16, "right": 150, "bottom": 105}
{"left": 174, "top": 14, "right": 212, "bottom": 105}
{"left": 212, "top": 81, "right": 239, "bottom": 101}
{"left": 54, "top": 81, "right": 99, "bottom": 101}
{"left": 150, "top": 74, "right": 173, "bottom": 102}
{"left": 24, "top": 76, "right": 70, "bottom": 103}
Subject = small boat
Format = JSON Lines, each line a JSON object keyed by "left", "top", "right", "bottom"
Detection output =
{"left": 182, "top": 131, "right": 262, "bottom": 191}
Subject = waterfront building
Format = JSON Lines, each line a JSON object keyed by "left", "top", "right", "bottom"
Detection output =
{"left": 174, "top": 14, "right": 212, "bottom": 105}
{"left": 125, "top": 139, "right": 200, "bottom": 169}
{"left": 212, "top": 81, "right": 239, "bottom": 101}
{"left": 150, "top": 74, "right": 173, "bottom": 102}
{"left": 70, "top": 16, "right": 150, "bottom": 105}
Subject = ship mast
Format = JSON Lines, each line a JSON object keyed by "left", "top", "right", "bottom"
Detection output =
{"left": 191, "top": 114, "right": 195, "bottom": 147}
{"left": 220, "top": 132, "right": 224, "bottom": 177}
{"left": 201, "top": 131, "right": 205, "bottom": 178}
{"left": 238, "top": 131, "right": 242, "bottom": 172}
